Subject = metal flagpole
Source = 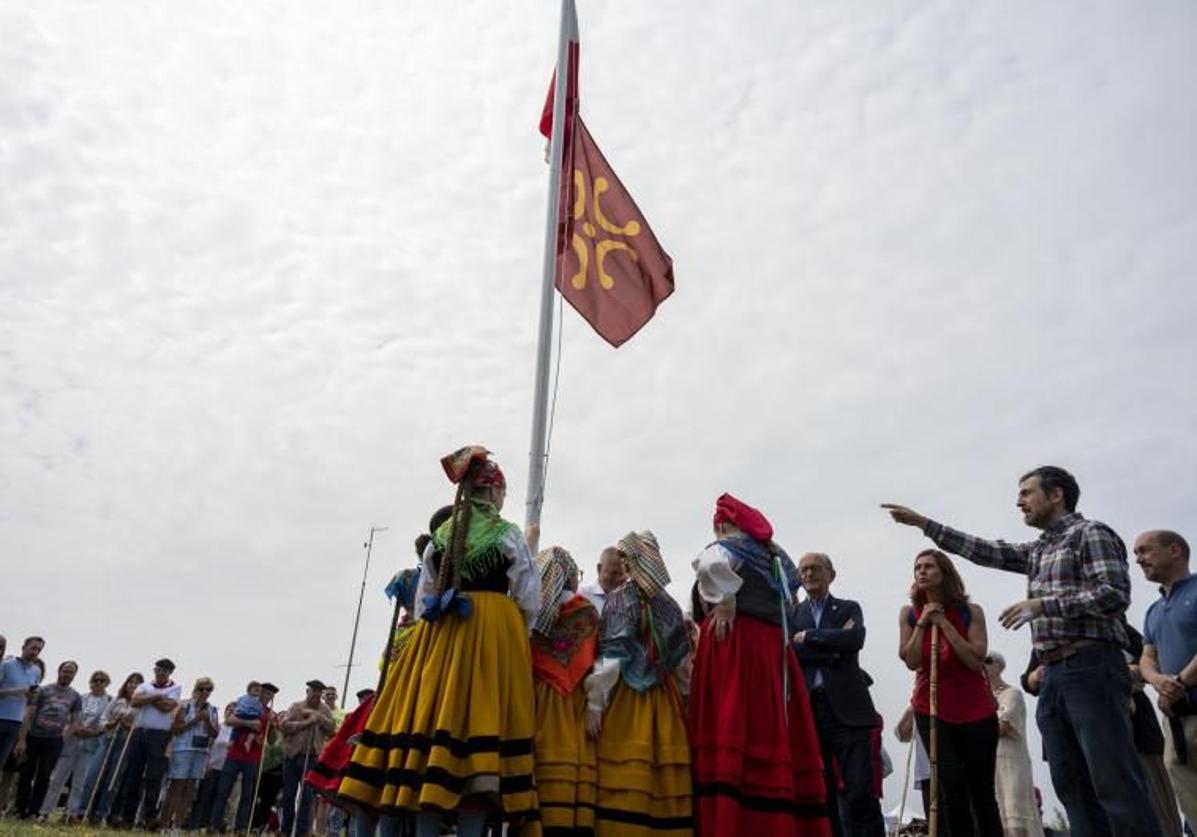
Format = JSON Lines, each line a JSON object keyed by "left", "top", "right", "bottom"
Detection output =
{"left": 525, "top": 0, "right": 575, "bottom": 532}
{"left": 341, "top": 526, "right": 387, "bottom": 709}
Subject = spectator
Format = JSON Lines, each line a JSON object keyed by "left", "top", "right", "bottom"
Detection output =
{"left": 114, "top": 657, "right": 181, "bottom": 828}
{"left": 982, "top": 653, "right": 1044, "bottom": 837}
{"left": 1123, "top": 626, "right": 1184, "bottom": 836}
{"left": 210, "top": 681, "right": 278, "bottom": 833}
{"left": 83, "top": 671, "right": 143, "bottom": 824}
{"left": 0, "top": 637, "right": 45, "bottom": 769}
{"left": 578, "top": 546, "right": 628, "bottom": 614}
{"left": 793, "top": 550, "right": 885, "bottom": 837}
{"left": 280, "top": 679, "right": 335, "bottom": 837}
{"left": 885, "top": 465, "right": 1157, "bottom": 835}
{"left": 14, "top": 659, "right": 81, "bottom": 819}
{"left": 39, "top": 668, "right": 111, "bottom": 822}
{"left": 1136, "top": 528, "right": 1197, "bottom": 827}
{"left": 898, "top": 549, "right": 1002, "bottom": 836}
{"left": 187, "top": 700, "right": 236, "bottom": 830}
{"left": 160, "top": 677, "right": 220, "bottom": 830}
{"left": 321, "top": 685, "right": 347, "bottom": 727}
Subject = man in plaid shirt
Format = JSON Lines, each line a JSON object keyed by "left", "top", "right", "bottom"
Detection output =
{"left": 884, "top": 465, "right": 1156, "bottom": 837}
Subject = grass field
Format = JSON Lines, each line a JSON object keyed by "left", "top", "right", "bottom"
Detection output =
{"left": 0, "top": 824, "right": 141, "bottom": 837}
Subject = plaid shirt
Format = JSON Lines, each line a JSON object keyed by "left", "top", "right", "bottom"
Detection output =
{"left": 924, "top": 512, "right": 1130, "bottom": 652}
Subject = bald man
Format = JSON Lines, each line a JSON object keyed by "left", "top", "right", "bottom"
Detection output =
{"left": 579, "top": 547, "right": 628, "bottom": 615}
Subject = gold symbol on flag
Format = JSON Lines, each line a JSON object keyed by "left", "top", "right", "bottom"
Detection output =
{"left": 568, "top": 170, "right": 640, "bottom": 290}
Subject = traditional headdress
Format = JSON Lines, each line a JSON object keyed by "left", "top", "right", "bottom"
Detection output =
{"left": 534, "top": 546, "right": 579, "bottom": 635}
{"left": 440, "top": 445, "right": 506, "bottom": 490}
{"left": 618, "top": 530, "right": 670, "bottom": 598}
{"left": 712, "top": 493, "right": 773, "bottom": 542}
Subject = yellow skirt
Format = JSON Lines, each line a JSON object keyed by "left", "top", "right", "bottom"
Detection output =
{"left": 595, "top": 681, "right": 693, "bottom": 836}
{"left": 338, "top": 592, "right": 538, "bottom": 821}
{"left": 522, "top": 680, "right": 597, "bottom": 836}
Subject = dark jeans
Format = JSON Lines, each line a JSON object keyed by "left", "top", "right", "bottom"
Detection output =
{"left": 117, "top": 727, "right": 171, "bottom": 825}
{"left": 1037, "top": 645, "right": 1158, "bottom": 837}
{"left": 810, "top": 691, "right": 885, "bottom": 837}
{"left": 188, "top": 767, "right": 221, "bottom": 829}
{"left": 281, "top": 753, "right": 317, "bottom": 836}
{"left": 15, "top": 734, "right": 64, "bottom": 817}
{"left": 211, "top": 757, "right": 259, "bottom": 832}
{"left": 0, "top": 721, "right": 21, "bottom": 774}
{"left": 915, "top": 713, "right": 1002, "bottom": 837}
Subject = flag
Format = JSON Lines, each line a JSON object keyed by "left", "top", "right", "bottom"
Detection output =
{"left": 539, "top": 6, "right": 674, "bottom": 348}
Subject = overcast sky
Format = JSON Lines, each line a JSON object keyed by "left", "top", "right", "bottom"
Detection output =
{"left": 2, "top": 0, "right": 1194, "bottom": 819}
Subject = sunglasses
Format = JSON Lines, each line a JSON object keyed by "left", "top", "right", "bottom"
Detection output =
{"left": 983, "top": 656, "right": 995, "bottom": 664}
{"left": 196, "top": 686, "right": 213, "bottom": 692}
{"left": 91, "top": 678, "right": 109, "bottom": 684}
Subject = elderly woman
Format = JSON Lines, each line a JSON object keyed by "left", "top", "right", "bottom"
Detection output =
{"left": 525, "top": 546, "right": 600, "bottom": 835}
{"left": 689, "top": 494, "right": 830, "bottom": 837}
{"left": 899, "top": 549, "right": 1001, "bottom": 837}
{"left": 981, "top": 653, "right": 1044, "bottom": 837}
{"left": 338, "top": 446, "right": 540, "bottom": 837}
{"left": 585, "top": 530, "right": 692, "bottom": 836}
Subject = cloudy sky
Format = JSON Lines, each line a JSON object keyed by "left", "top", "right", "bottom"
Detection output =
{"left": 3, "top": 0, "right": 1194, "bottom": 817}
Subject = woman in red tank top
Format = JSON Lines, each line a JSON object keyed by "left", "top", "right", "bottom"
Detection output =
{"left": 898, "top": 549, "right": 1002, "bottom": 837}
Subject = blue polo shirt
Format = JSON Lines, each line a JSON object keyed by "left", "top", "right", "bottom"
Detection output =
{"left": 1144, "top": 573, "right": 1197, "bottom": 703}
{"left": 0, "top": 658, "right": 42, "bottom": 723}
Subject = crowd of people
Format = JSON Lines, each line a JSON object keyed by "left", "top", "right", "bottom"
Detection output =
{"left": 2, "top": 450, "right": 1194, "bottom": 837}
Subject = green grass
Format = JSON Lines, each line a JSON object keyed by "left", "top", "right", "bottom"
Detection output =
{"left": 0, "top": 823, "right": 140, "bottom": 837}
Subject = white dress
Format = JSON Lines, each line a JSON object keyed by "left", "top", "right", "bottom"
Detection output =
{"left": 993, "top": 687, "right": 1045, "bottom": 837}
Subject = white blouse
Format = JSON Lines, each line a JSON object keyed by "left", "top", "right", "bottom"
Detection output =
{"left": 692, "top": 542, "right": 743, "bottom": 605}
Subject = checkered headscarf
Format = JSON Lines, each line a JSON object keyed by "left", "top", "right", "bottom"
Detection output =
{"left": 618, "top": 530, "right": 670, "bottom": 598}
{"left": 534, "top": 546, "right": 578, "bottom": 635}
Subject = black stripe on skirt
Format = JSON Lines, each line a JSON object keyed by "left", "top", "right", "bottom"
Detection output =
{"left": 359, "top": 728, "right": 533, "bottom": 758}
{"left": 594, "top": 807, "right": 693, "bottom": 830}
{"left": 344, "top": 762, "right": 535, "bottom": 796}
{"left": 693, "top": 781, "right": 829, "bottom": 817}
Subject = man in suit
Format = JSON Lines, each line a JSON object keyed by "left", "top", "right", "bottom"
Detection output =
{"left": 793, "top": 552, "right": 884, "bottom": 837}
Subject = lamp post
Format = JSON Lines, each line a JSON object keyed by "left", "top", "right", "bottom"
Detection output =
{"left": 341, "top": 526, "right": 387, "bottom": 708}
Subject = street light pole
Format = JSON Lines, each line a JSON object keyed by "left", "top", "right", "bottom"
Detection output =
{"left": 341, "top": 526, "right": 387, "bottom": 708}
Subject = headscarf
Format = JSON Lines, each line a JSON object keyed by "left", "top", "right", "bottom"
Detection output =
{"left": 384, "top": 568, "right": 420, "bottom": 612}
{"left": 618, "top": 530, "right": 670, "bottom": 598}
{"left": 440, "top": 445, "right": 506, "bottom": 490}
{"left": 713, "top": 493, "right": 773, "bottom": 542}
{"left": 534, "top": 546, "right": 579, "bottom": 635}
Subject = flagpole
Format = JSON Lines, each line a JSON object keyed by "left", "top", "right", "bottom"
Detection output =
{"left": 526, "top": 0, "right": 574, "bottom": 533}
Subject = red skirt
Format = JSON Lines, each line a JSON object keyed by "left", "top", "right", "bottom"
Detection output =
{"left": 688, "top": 614, "right": 831, "bottom": 837}
{"left": 306, "top": 696, "right": 374, "bottom": 799}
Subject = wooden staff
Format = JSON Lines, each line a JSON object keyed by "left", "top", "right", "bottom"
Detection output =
{"left": 245, "top": 696, "right": 275, "bottom": 837}
{"left": 896, "top": 729, "right": 915, "bottom": 834}
{"left": 928, "top": 623, "right": 940, "bottom": 837}
{"left": 83, "top": 727, "right": 120, "bottom": 821}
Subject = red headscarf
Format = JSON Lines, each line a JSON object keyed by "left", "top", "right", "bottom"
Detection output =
{"left": 712, "top": 493, "right": 773, "bottom": 542}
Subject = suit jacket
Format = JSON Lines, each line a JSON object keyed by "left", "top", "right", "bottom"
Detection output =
{"left": 793, "top": 594, "right": 877, "bottom": 728}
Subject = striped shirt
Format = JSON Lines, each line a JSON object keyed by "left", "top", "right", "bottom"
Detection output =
{"left": 924, "top": 512, "right": 1130, "bottom": 653}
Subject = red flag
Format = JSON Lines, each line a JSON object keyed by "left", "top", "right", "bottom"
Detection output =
{"left": 553, "top": 120, "right": 674, "bottom": 347}
{"left": 538, "top": 9, "right": 673, "bottom": 347}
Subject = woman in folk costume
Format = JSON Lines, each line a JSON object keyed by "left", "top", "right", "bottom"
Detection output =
{"left": 523, "top": 546, "right": 600, "bottom": 836}
{"left": 338, "top": 446, "right": 541, "bottom": 837}
{"left": 585, "top": 530, "right": 693, "bottom": 837}
{"left": 689, "top": 494, "right": 831, "bottom": 837}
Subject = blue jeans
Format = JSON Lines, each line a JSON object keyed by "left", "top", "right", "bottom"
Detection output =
{"left": 211, "top": 758, "right": 259, "bottom": 832}
{"left": 1037, "top": 645, "right": 1157, "bottom": 837}
{"left": 280, "top": 753, "right": 316, "bottom": 836}
{"left": 83, "top": 728, "right": 129, "bottom": 822}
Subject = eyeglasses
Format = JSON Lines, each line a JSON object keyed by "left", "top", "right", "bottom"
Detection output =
{"left": 196, "top": 686, "right": 213, "bottom": 692}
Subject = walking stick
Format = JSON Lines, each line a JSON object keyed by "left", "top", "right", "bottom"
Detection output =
{"left": 106, "top": 708, "right": 141, "bottom": 796}
{"left": 928, "top": 623, "right": 940, "bottom": 837}
{"left": 895, "top": 731, "right": 915, "bottom": 835}
{"left": 245, "top": 697, "right": 275, "bottom": 837}
{"left": 83, "top": 728, "right": 120, "bottom": 821}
